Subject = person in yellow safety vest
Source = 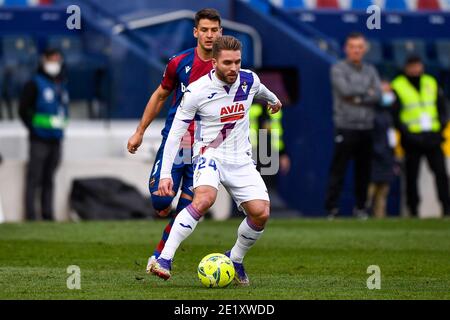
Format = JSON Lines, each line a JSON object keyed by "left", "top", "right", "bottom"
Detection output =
{"left": 249, "top": 102, "right": 290, "bottom": 175}
{"left": 391, "top": 55, "right": 450, "bottom": 217}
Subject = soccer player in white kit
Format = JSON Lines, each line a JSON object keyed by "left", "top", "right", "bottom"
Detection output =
{"left": 151, "top": 36, "right": 282, "bottom": 285}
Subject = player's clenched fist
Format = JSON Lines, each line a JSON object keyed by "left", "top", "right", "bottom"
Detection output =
{"left": 158, "top": 178, "right": 174, "bottom": 197}
{"left": 267, "top": 100, "right": 282, "bottom": 114}
{"left": 127, "top": 132, "right": 143, "bottom": 154}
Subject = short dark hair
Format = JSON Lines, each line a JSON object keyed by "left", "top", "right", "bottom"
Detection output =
{"left": 43, "top": 48, "right": 62, "bottom": 58}
{"left": 345, "top": 32, "right": 366, "bottom": 42}
{"left": 212, "top": 36, "right": 242, "bottom": 59}
{"left": 405, "top": 55, "right": 423, "bottom": 66}
{"left": 195, "top": 8, "right": 221, "bottom": 27}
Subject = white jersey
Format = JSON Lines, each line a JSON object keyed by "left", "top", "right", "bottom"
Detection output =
{"left": 160, "top": 69, "right": 279, "bottom": 179}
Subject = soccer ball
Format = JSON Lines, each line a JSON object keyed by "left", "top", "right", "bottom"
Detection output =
{"left": 197, "top": 253, "right": 235, "bottom": 288}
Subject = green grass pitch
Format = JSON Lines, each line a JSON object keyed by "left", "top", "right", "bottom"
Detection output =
{"left": 0, "top": 218, "right": 449, "bottom": 300}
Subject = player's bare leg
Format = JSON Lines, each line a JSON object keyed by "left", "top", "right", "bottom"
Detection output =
{"left": 151, "top": 186, "right": 217, "bottom": 280}
{"left": 226, "top": 199, "right": 270, "bottom": 286}
{"left": 147, "top": 192, "right": 193, "bottom": 273}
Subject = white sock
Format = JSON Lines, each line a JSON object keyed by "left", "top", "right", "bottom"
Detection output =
{"left": 159, "top": 205, "right": 200, "bottom": 261}
{"left": 230, "top": 218, "right": 264, "bottom": 263}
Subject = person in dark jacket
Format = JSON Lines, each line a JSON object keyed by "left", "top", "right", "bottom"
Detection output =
{"left": 325, "top": 32, "right": 382, "bottom": 219}
{"left": 19, "top": 48, "right": 69, "bottom": 221}
{"left": 368, "top": 81, "right": 399, "bottom": 218}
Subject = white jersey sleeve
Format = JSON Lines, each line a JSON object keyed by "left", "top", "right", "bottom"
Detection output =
{"left": 253, "top": 73, "right": 279, "bottom": 105}
{"left": 160, "top": 89, "right": 199, "bottom": 180}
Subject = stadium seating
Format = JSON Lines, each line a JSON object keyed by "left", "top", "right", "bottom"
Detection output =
{"left": 350, "top": 0, "right": 374, "bottom": 10}
{"left": 391, "top": 39, "right": 428, "bottom": 67}
{"left": 316, "top": 38, "right": 340, "bottom": 55}
{"left": 260, "top": 0, "right": 450, "bottom": 10}
{"left": 316, "top": 0, "right": 339, "bottom": 9}
{"left": 381, "top": 0, "right": 409, "bottom": 10}
{"left": 48, "top": 33, "right": 112, "bottom": 118}
{"left": 282, "top": 0, "right": 306, "bottom": 9}
{"left": 1, "top": 0, "right": 52, "bottom": 5}
{"left": 417, "top": 0, "right": 441, "bottom": 10}
{"left": 1, "top": 0, "right": 29, "bottom": 5}
{"left": 365, "top": 39, "right": 384, "bottom": 66}
{"left": 1, "top": 35, "right": 37, "bottom": 67}
{"left": 0, "top": 35, "right": 38, "bottom": 101}
{"left": 436, "top": 40, "right": 450, "bottom": 69}
{"left": 47, "top": 35, "right": 84, "bottom": 66}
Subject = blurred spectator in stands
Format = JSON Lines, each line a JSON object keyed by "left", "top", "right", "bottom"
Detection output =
{"left": 325, "top": 32, "right": 382, "bottom": 219}
{"left": 367, "top": 81, "right": 399, "bottom": 218}
{"left": 19, "top": 48, "right": 69, "bottom": 221}
{"left": 391, "top": 55, "right": 450, "bottom": 217}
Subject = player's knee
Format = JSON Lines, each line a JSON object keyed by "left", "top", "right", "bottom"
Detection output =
{"left": 192, "top": 194, "right": 215, "bottom": 214}
{"left": 260, "top": 203, "right": 271, "bottom": 224}
{"left": 250, "top": 201, "right": 270, "bottom": 226}
{"left": 151, "top": 193, "right": 173, "bottom": 211}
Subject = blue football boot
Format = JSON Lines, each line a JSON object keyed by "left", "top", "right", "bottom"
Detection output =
{"left": 225, "top": 250, "right": 250, "bottom": 286}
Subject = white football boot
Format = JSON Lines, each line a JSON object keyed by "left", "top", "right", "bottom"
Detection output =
{"left": 146, "top": 255, "right": 157, "bottom": 274}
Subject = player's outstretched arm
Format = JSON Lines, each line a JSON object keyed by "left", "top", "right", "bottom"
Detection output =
{"left": 255, "top": 81, "right": 282, "bottom": 114}
{"left": 127, "top": 85, "right": 171, "bottom": 154}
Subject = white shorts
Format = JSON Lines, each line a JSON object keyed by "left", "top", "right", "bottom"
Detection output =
{"left": 193, "top": 155, "right": 270, "bottom": 209}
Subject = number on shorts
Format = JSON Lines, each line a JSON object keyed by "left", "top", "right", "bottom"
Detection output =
{"left": 208, "top": 159, "right": 217, "bottom": 171}
{"left": 196, "top": 157, "right": 217, "bottom": 171}
{"left": 197, "top": 157, "right": 207, "bottom": 170}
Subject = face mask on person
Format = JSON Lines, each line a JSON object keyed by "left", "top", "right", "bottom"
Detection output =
{"left": 43, "top": 62, "right": 62, "bottom": 77}
{"left": 381, "top": 91, "right": 395, "bottom": 107}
